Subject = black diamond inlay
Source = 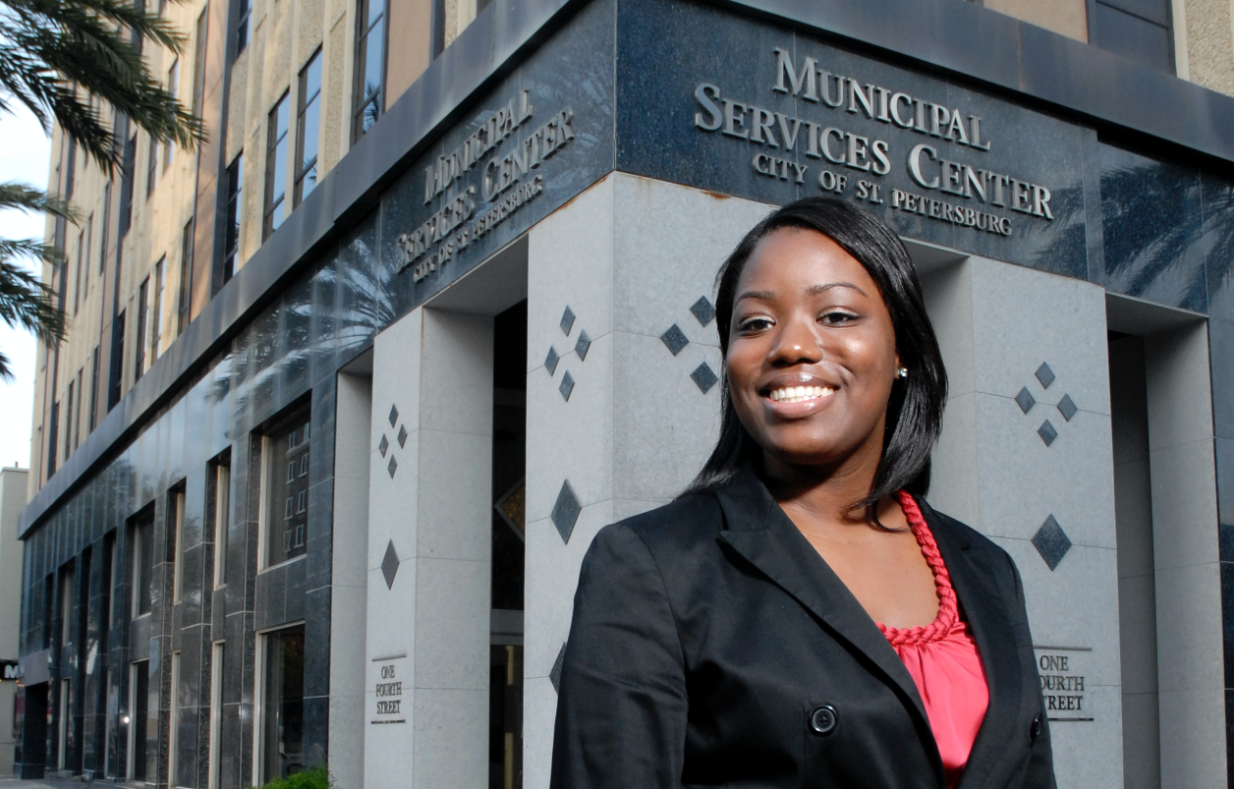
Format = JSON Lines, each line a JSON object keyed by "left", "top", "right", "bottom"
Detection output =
{"left": 690, "top": 296, "right": 716, "bottom": 326}
{"left": 575, "top": 330, "right": 591, "bottom": 362}
{"left": 545, "top": 346, "right": 560, "bottom": 376}
{"left": 560, "top": 306, "right": 576, "bottom": 336}
{"left": 398, "top": 424, "right": 409, "bottom": 448}
{"left": 1038, "top": 420, "right": 1058, "bottom": 447}
{"left": 661, "top": 324, "right": 689, "bottom": 356}
{"left": 1015, "top": 387, "right": 1036, "bottom": 414}
{"left": 388, "top": 403, "right": 399, "bottom": 428}
{"left": 378, "top": 435, "right": 389, "bottom": 457}
{"left": 1035, "top": 362, "right": 1055, "bottom": 389}
{"left": 691, "top": 362, "right": 719, "bottom": 394}
{"left": 1032, "top": 515, "right": 1072, "bottom": 571}
{"left": 1058, "top": 394, "right": 1077, "bottom": 422}
{"left": 559, "top": 371, "right": 575, "bottom": 402}
{"left": 552, "top": 480, "right": 581, "bottom": 544}
{"left": 387, "top": 455, "right": 398, "bottom": 478}
{"left": 550, "top": 642, "right": 566, "bottom": 694}
{"left": 381, "top": 540, "right": 400, "bottom": 589}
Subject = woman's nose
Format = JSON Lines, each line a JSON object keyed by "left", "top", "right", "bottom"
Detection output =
{"left": 769, "top": 317, "right": 822, "bottom": 365}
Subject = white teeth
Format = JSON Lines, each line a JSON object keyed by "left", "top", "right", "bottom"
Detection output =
{"left": 767, "top": 385, "right": 835, "bottom": 404}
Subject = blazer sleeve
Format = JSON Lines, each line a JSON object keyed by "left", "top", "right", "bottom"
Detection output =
{"left": 1005, "top": 548, "right": 1057, "bottom": 789}
{"left": 550, "top": 522, "right": 688, "bottom": 789}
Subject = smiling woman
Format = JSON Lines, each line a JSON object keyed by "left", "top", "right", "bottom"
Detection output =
{"left": 552, "top": 198, "right": 1055, "bottom": 788}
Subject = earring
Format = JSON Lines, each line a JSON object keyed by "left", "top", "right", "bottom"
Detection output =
{"left": 897, "top": 367, "right": 908, "bottom": 379}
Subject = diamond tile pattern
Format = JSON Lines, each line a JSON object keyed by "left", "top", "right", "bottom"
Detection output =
{"left": 388, "top": 403, "right": 399, "bottom": 428}
{"left": 552, "top": 480, "right": 581, "bottom": 544}
{"left": 1015, "top": 387, "right": 1036, "bottom": 414}
{"left": 691, "top": 362, "right": 719, "bottom": 394}
{"left": 381, "top": 540, "right": 400, "bottom": 589}
{"left": 1032, "top": 515, "right": 1072, "bottom": 571}
{"left": 1035, "top": 362, "right": 1055, "bottom": 389}
{"left": 559, "top": 371, "right": 575, "bottom": 402}
{"left": 560, "top": 306, "right": 576, "bottom": 336}
{"left": 387, "top": 455, "right": 398, "bottom": 478}
{"left": 378, "top": 435, "right": 389, "bottom": 457}
{"left": 575, "top": 330, "right": 591, "bottom": 362}
{"left": 690, "top": 296, "right": 716, "bottom": 326}
{"left": 661, "top": 324, "right": 689, "bottom": 356}
{"left": 1058, "top": 394, "right": 1077, "bottom": 422}
{"left": 550, "top": 642, "right": 566, "bottom": 694}
{"left": 398, "top": 424, "right": 409, "bottom": 448}
{"left": 545, "top": 346, "right": 560, "bottom": 376}
{"left": 1038, "top": 420, "right": 1058, "bottom": 447}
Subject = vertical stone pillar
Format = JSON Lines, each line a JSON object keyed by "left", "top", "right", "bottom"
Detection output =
{"left": 922, "top": 256, "right": 1123, "bottom": 787}
{"left": 522, "top": 174, "right": 772, "bottom": 786}
{"left": 365, "top": 307, "right": 493, "bottom": 788}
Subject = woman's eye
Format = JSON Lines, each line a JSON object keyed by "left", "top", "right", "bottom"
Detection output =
{"left": 737, "top": 317, "right": 774, "bottom": 333}
{"left": 820, "top": 310, "right": 858, "bottom": 325}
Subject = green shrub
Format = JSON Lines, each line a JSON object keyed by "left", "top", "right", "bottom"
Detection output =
{"left": 263, "top": 764, "right": 331, "bottom": 789}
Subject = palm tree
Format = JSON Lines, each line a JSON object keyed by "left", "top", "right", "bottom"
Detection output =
{"left": 0, "top": 0, "right": 205, "bottom": 379}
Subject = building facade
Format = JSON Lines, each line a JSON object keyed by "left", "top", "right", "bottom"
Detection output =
{"left": 1, "top": 466, "right": 28, "bottom": 777}
{"left": 14, "top": 0, "right": 1234, "bottom": 786}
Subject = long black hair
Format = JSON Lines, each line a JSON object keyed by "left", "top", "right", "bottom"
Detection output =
{"left": 684, "top": 197, "right": 948, "bottom": 519}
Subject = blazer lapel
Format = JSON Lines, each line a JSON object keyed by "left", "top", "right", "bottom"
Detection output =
{"left": 715, "top": 467, "right": 943, "bottom": 782}
{"left": 919, "top": 500, "right": 1025, "bottom": 789}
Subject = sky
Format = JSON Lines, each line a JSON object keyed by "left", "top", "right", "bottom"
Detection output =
{"left": 0, "top": 105, "right": 51, "bottom": 471}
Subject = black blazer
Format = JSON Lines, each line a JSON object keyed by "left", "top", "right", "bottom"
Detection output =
{"left": 551, "top": 465, "right": 1055, "bottom": 788}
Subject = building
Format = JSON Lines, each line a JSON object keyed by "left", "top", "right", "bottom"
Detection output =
{"left": 12, "top": 0, "right": 1234, "bottom": 785}
{"left": 1, "top": 466, "right": 28, "bottom": 777}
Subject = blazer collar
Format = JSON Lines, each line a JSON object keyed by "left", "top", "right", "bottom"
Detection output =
{"left": 918, "top": 499, "right": 1025, "bottom": 789}
{"left": 714, "top": 465, "right": 945, "bottom": 783}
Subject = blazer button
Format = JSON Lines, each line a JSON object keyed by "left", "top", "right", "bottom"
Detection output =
{"left": 1030, "top": 713, "right": 1042, "bottom": 743}
{"left": 809, "top": 705, "right": 838, "bottom": 735}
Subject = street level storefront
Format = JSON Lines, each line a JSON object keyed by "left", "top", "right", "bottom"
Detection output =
{"left": 13, "top": 0, "right": 1234, "bottom": 787}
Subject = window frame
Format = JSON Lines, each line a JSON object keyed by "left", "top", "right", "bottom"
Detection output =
{"left": 222, "top": 152, "right": 243, "bottom": 284}
{"left": 264, "top": 91, "right": 291, "bottom": 240}
{"left": 164, "top": 59, "right": 178, "bottom": 170}
{"left": 294, "top": 48, "right": 323, "bottom": 208}
{"left": 350, "top": 0, "right": 389, "bottom": 145}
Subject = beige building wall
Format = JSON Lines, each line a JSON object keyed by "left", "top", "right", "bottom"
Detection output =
{"left": 32, "top": 0, "right": 481, "bottom": 496}
{"left": 0, "top": 467, "right": 28, "bottom": 777}
{"left": 985, "top": 0, "right": 1090, "bottom": 42}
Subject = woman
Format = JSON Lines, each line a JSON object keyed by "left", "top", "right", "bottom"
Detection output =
{"left": 551, "top": 197, "right": 1054, "bottom": 788}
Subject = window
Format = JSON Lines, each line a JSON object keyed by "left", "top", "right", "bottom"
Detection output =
{"left": 352, "top": 0, "right": 386, "bottom": 143}
{"left": 150, "top": 258, "right": 165, "bottom": 365}
{"left": 222, "top": 153, "right": 242, "bottom": 283}
{"left": 64, "top": 141, "right": 76, "bottom": 201}
{"left": 83, "top": 213, "right": 91, "bottom": 291}
{"left": 99, "top": 182, "right": 110, "bottom": 274}
{"left": 192, "top": 9, "right": 209, "bottom": 117}
{"left": 131, "top": 512, "right": 153, "bottom": 617}
{"left": 259, "top": 626, "right": 305, "bottom": 786}
{"left": 212, "top": 456, "right": 231, "bottom": 588}
{"left": 73, "top": 229, "right": 83, "bottom": 315}
{"left": 169, "top": 651, "right": 181, "bottom": 784}
{"left": 146, "top": 132, "right": 158, "bottom": 198}
{"left": 263, "top": 413, "right": 310, "bottom": 567}
{"left": 60, "top": 567, "right": 74, "bottom": 646}
{"left": 165, "top": 59, "right": 178, "bottom": 169}
{"left": 88, "top": 346, "right": 99, "bottom": 432}
{"left": 73, "top": 368, "right": 82, "bottom": 449}
{"left": 294, "top": 50, "right": 322, "bottom": 207}
{"left": 134, "top": 276, "right": 148, "bottom": 380}
{"left": 119, "top": 135, "right": 136, "bottom": 237}
{"left": 1087, "top": 0, "right": 1174, "bottom": 72}
{"left": 107, "top": 310, "right": 125, "bottom": 410}
{"left": 179, "top": 219, "right": 193, "bottom": 333}
{"left": 46, "top": 400, "right": 58, "bottom": 478}
{"left": 236, "top": 0, "right": 252, "bottom": 56}
{"left": 264, "top": 92, "right": 290, "bottom": 239}
{"left": 170, "top": 486, "right": 185, "bottom": 603}
{"left": 128, "top": 660, "right": 152, "bottom": 780}
{"left": 64, "top": 382, "right": 74, "bottom": 462}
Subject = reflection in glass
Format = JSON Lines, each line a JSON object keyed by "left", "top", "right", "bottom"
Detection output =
{"left": 262, "top": 626, "right": 305, "bottom": 785}
{"left": 295, "top": 50, "right": 323, "bottom": 207}
{"left": 351, "top": 0, "right": 385, "bottom": 144}
{"left": 265, "top": 92, "right": 291, "bottom": 239}
{"left": 265, "top": 414, "right": 310, "bottom": 566}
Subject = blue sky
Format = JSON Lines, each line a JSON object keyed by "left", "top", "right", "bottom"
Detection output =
{"left": 0, "top": 105, "right": 51, "bottom": 472}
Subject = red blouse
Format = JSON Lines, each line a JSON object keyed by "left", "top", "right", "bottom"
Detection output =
{"left": 877, "top": 492, "right": 989, "bottom": 788}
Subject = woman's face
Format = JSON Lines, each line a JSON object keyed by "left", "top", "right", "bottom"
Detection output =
{"left": 726, "top": 228, "right": 900, "bottom": 470}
